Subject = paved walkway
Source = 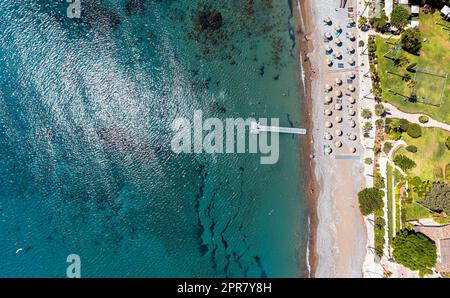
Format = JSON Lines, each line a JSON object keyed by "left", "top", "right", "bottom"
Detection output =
{"left": 384, "top": 103, "right": 450, "bottom": 132}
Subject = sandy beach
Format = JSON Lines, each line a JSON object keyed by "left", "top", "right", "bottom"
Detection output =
{"left": 296, "top": 0, "right": 368, "bottom": 277}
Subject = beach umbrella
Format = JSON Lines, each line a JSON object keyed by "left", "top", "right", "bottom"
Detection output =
{"left": 349, "top": 120, "right": 356, "bottom": 127}
{"left": 349, "top": 133, "right": 357, "bottom": 140}
{"left": 335, "top": 129, "right": 343, "bottom": 136}
{"left": 347, "top": 57, "right": 355, "bottom": 65}
{"left": 325, "top": 132, "right": 333, "bottom": 140}
{"left": 347, "top": 84, "right": 356, "bottom": 92}
{"left": 335, "top": 116, "right": 343, "bottom": 123}
{"left": 324, "top": 109, "right": 332, "bottom": 116}
{"left": 335, "top": 141, "right": 343, "bottom": 148}
{"left": 334, "top": 77, "right": 342, "bottom": 85}
{"left": 347, "top": 46, "right": 355, "bottom": 53}
{"left": 334, "top": 103, "right": 342, "bottom": 110}
{"left": 335, "top": 90, "right": 343, "bottom": 97}
{"left": 335, "top": 51, "right": 343, "bottom": 59}
{"left": 348, "top": 72, "right": 356, "bottom": 79}
{"left": 347, "top": 96, "right": 356, "bottom": 104}
{"left": 325, "top": 84, "right": 332, "bottom": 91}
{"left": 348, "top": 109, "right": 356, "bottom": 116}
{"left": 325, "top": 32, "right": 332, "bottom": 39}
{"left": 324, "top": 96, "right": 332, "bottom": 104}
{"left": 325, "top": 121, "right": 332, "bottom": 128}
{"left": 325, "top": 58, "right": 333, "bottom": 66}
{"left": 324, "top": 147, "right": 332, "bottom": 154}
{"left": 350, "top": 147, "right": 357, "bottom": 153}
{"left": 324, "top": 16, "right": 332, "bottom": 25}
{"left": 334, "top": 38, "right": 342, "bottom": 46}
{"left": 334, "top": 25, "right": 342, "bottom": 33}
{"left": 325, "top": 45, "right": 333, "bottom": 53}
{"left": 347, "top": 32, "right": 356, "bottom": 40}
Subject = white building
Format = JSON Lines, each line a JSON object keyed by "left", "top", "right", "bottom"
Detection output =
{"left": 441, "top": 5, "right": 450, "bottom": 19}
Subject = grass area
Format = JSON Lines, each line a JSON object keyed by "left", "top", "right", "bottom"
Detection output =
{"left": 405, "top": 201, "right": 433, "bottom": 221}
{"left": 395, "top": 184, "right": 401, "bottom": 232}
{"left": 374, "top": 11, "right": 450, "bottom": 123}
{"left": 387, "top": 163, "right": 394, "bottom": 245}
{"left": 395, "top": 127, "right": 450, "bottom": 181}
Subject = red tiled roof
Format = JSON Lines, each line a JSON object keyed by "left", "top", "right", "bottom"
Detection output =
{"left": 414, "top": 225, "right": 450, "bottom": 273}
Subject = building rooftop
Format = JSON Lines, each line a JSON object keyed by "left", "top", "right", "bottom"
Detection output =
{"left": 411, "top": 5, "right": 420, "bottom": 15}
{"left": 442, "top": 5, "right": 450, "bottom": 18}
{"left": 415, "top": 225, "right": 450, "bottom": 272}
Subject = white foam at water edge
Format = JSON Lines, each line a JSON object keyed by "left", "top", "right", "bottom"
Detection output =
{"left": 306, "top": 215, "right": 311, "bottom": 277}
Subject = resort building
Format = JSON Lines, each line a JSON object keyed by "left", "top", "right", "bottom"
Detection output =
{"left": 441, "top": 5, "right": 450, "bottom": 20}
{"left": 414, "top": 225, "right": 450, "bottom": 273}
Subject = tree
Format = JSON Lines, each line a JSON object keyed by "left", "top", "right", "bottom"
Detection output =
{"left": 401, "top": 28, "right": 422, "bottom": 55}
{"left": 375, "top": 103, "right": 385, "bottom": 116}
{"left": 370, "top": 10, "right": 388, "bottom": 32}
{"left": 446, "top": 136, "right": 450, "bottom": 150}
{"left": 394, "top": 154, "right": 416, "bottom": 171}
{"left": 363, "top": 122, "right": 373, "bottom": 132}
{"left": 407, "top": 123, "right": 422, "bottom": 138}
{"left": 358, "top": 16, "right": 368, "bottom": 29}
{"left": 364, "top": 157, "right": 373, "bottom": 165}
{"left": 391, "top": 5, "right": 410, "bottom": 31}
{"left": 358, "top": 187, "right": 384, "bottom": 215}
{"left": 422, "top": 182, "right": 450, "bottom": 215}
{"left": 392, "top": 229, "right": 437, "bottom": 277}
{"left": 361, "top": 108, "right": 372, "bottom": 119}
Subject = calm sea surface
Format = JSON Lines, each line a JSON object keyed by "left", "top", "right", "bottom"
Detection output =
{"left": 0, "top": 0, "right": 308, "bottom": 277}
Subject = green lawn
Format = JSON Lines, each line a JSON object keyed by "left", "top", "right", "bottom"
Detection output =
{"left": 395, "top": 127, "right": 450, "bottom": 182}
{"left": 405, "top": 201, "right": 433, "bottom": 221}
{"left": 395, "top": 184, "right": 401, "bottom": 232}
{"left": 375, "top": 12, "right": 450, "bottom": 123}
{"left": 387, "top": 163, "right": 394, "bottom": 245}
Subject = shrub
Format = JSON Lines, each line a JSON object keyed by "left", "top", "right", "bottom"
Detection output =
{"left": 374, "top": 171, "right": 385, "bottom": 189}
{"left": 446, "top": 164, "right": 450, "bottom": 181}
{"left": 418, "top": 115, "right": 429, "bottom": 123}
{"left": 392, "top": 229, "right": 437, "bottom": 277}
{"left": 405, "top": 145, "right": 417, "bottom": 153}
{"left": 375, "top": 104, "right": 385, "bottom": 116}
{"left": 399, "top": 119, "right": 410, "bottom": 132}
{"left": 364, "top": 158, "right": 373, "bottom": 165}
{"left": 358, "top": 188, "right": 384, "bottom": 215}
{"left": 401, "top": 28, "right": 422, "bottom": 55}
{"left": 407, "top": 123, "right": 422, "bottom": 138}
{"left": 388, "top": 130, "right": 402, "bottom": 140}
{"left": 394, "top": 154, "right": 416, "bottom": 171}
{"left": 383, "top": 142, "right": 393, "bottom": 154}
{"left": 446, "top": 136, "right": 450, "bottom": 150}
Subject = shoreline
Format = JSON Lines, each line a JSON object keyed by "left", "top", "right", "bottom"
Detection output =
{"left": 296, "top": 0, "right": 368, "bottom": 277}
{"left": 294, "top": 0, "right": 319, "bottom": 277}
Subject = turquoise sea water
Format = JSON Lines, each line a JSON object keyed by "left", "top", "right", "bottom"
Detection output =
{"left": 0, "top": 0, "right": 307, "bottom": 277}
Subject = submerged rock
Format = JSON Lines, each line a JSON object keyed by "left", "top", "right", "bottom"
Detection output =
{"left": 197, "top": 9, "right": 223, "bottom": 30}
